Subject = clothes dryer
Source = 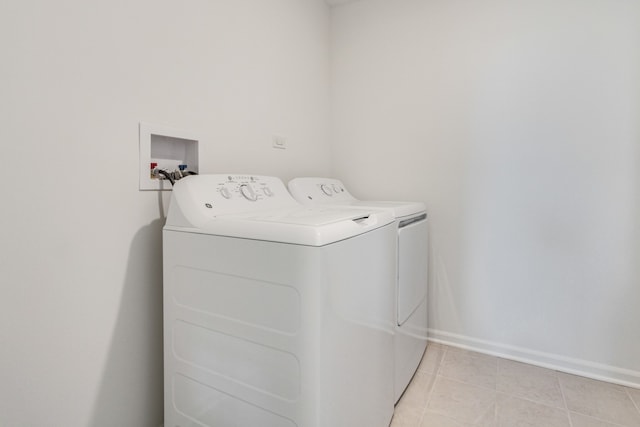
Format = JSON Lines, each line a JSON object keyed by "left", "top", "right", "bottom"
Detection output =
{"left": 288, "top": 177, "right": 428, "bottom": 403}
{"left": 163, "top": 174, "right": 397, "bottom": 427}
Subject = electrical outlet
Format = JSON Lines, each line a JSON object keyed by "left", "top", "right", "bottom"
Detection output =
{"left": 272, "top": 135, "right": 287, "bottom": 149}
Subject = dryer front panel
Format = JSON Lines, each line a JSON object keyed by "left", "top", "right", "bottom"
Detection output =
{"left": 397, "top": 218, "right": 428, "bottom": 326}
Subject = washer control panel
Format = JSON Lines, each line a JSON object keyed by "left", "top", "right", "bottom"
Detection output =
{"left": 215, "top": 175, "right": 278, "bottom": 203}
{"left": 171, "top": 174, "right": 300, "bottom": 220}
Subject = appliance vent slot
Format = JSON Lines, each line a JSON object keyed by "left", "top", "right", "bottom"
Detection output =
{"left": 352, "top": 215, "right": 370, "bottom": 224}
{"left": 399, "top": 213, "right": 427, "bottom": 228}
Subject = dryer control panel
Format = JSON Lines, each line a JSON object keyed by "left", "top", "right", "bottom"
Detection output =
{"left": 288, "top": 177, "right": 356, "bottom": 205}
{"left": 288, "top": 177, "right": 426, "bottom": 218}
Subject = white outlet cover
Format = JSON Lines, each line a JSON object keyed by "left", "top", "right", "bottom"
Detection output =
{"left": 272, "top": 135, "right": 287, "bottom": 149}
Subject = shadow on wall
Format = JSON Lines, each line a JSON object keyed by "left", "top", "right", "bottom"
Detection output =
{"left": 89, "top": 218, "right": 165, "bottom": 427}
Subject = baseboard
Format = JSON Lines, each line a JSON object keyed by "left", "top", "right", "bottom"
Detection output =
{"left": 428, "top": 329, "right": 640, "bottom": 389}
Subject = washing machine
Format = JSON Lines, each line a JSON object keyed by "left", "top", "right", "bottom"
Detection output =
{"left": 163, "top": 174, "right": 397, "bottom": 427}
{"left": 288, "top": 177, "right": 428, "bottom": 403}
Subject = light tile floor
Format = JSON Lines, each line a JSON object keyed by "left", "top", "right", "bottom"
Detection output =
{"left": 391, "top": 343, "right": 640, "bottom": 427}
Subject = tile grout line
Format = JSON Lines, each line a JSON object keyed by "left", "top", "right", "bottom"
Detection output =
{"left": 567, "top": 411, "right": 630, "bottom": 427}
{"left": 556, "top": 370, "right": 570, "bottom": 411}
{"left": 556, "top": 372, "right": 633, "bottom": 427}
{"left": 494, "top": 390, "right": 568, "bottom": 411}
{"left": 553, "top": 368, "right": 575, "bottom": 427}
{"left": 436, "top": 347, "right": 499, "bottom": 393}
{"left": 445, "top": 348, "right": 574, "bottom": 423}
{"left": 417, "top": 344, "right": 448, "bottom": 425}
{"left": 421, "top": 345, "right": 639, "bottom": 427}
{"left": 625, "top": 387, "right": 640, "bottom": 416}
{"left": 439, "top": 345, "right": 576, "bottom": 422}
{"left": 440, "top": 345, "right": 500, "bottom": 425}
{"left": 494, "top": 352, "right": 500, "bottom": 423}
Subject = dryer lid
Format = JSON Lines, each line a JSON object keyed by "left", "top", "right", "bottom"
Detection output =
{"left": 288, "top": 177, "right": 426, "bottom": 218}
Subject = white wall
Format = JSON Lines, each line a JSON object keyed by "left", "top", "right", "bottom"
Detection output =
{"left": 331, "top": 0, "right": 640, "bottom": 386}
{"left": 1, "top": 0, "right": 638, "bottom": 424}
{"left": 0, "top": 0, "right": 331, "bottom": 425}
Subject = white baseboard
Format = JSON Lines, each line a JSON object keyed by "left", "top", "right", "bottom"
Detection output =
{"left": 428, "top": 329, "right": 640, "bottom": 389}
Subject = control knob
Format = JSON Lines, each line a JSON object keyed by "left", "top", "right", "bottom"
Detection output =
{"left": 320, "top": 184, "right": 333, "bottom": 196}
{"left": 240, "top": 184, "right": 258, "bottom": 201}
{"left": 220, "top": 187, "right": 231, "bottom": 199}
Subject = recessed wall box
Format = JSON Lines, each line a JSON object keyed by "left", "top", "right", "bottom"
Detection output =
{"left": 139, "top": 122, "right": 199, "bottom": 190}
